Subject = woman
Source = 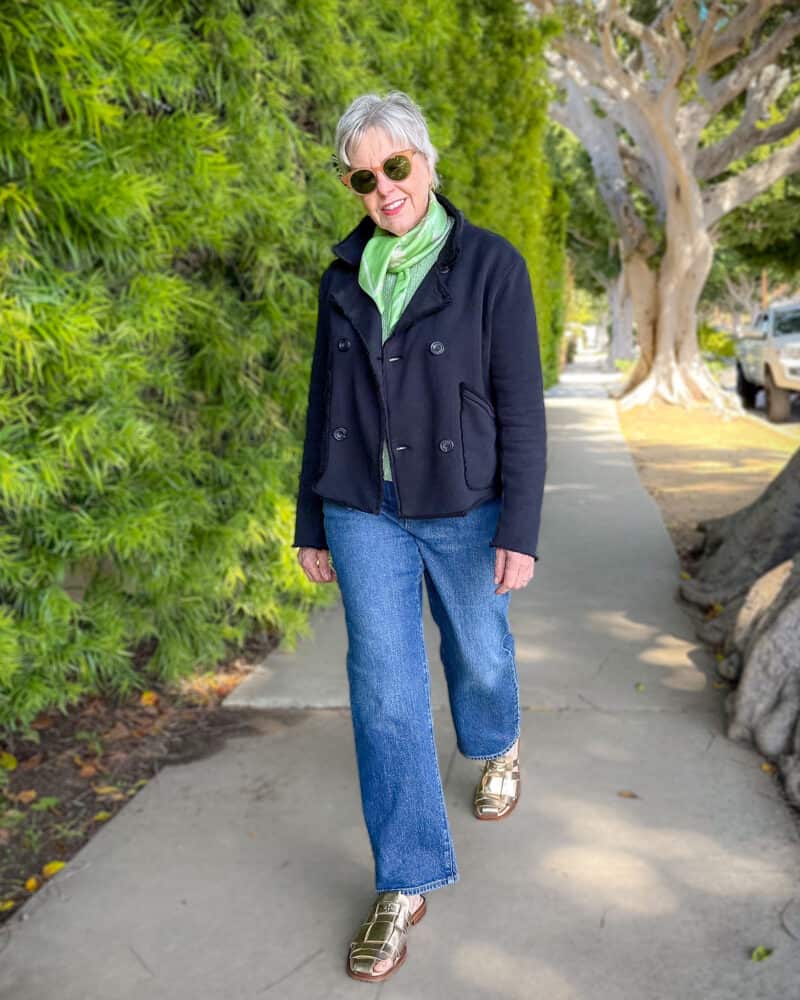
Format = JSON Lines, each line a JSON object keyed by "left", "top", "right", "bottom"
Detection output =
{"left": 293, "top": 91, "right": 547, "bottom": 982}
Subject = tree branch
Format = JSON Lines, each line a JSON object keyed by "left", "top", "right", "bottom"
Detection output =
{"left": 619, "top": 139, "right": 663, "bottom": 216}
{"left": 687, "top": 0, "right": 743, "bottom": 73}
{"left": 547, "top": 48, "right": 666, "bottom": 216}
{"left": 697, "top": 79, "right": 800, "bottom": 181}
{"left": 546, "top": 65, "right": 655, "bottom": 258}
{"left": 701, "top": 11, "right": 800, "bottom": 119}
{"left": 567, "top": 227, "right": 605, "bottom": 251}
{"left": 702, "top": 0, "right": 788, "bottom": 72}
{"left": 606, "top": 1, "right": 670, "bottom": 67}
{"left": 598, "top": 0, "right": 649, "bottom": 105}
{"left": 704, "top": 132, "right": 800, "bottom": 226}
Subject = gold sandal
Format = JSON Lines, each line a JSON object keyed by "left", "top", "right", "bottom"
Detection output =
{"left": 473, "top": 740, "right": 521, "bottom": 820}
{"left": 347, "top": 890, "right": 427, "bottom": 982}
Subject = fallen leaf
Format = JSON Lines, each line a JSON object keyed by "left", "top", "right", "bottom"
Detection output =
{"left": 635, "top": 682, "right": 645, "bottom": 693}
{"left": 0, "top": 752, "right": 18, "bottom": 771}
{"left": 761, "top": 762, "right": 777, "bottom": 774}
{"left": 18, "top": 753, "right": 44, "bottom": 771}
{"left": 79, "top": 763, "right": 98, "bottom": 778}
{"left": 0, "top": 900, "right": 16, "bottom": 912}
{"left": 16, "top": 789, "right": 37, "bottom": 805}
{"left": 679, "top": 571, "right": 691, "bottom": 580}
{"left": 140, "top": 690, "right": 159, "bottom": 707}
{"left": 41, "top": 860, "right": 65, "bottom": 879}
{"left": 93, "top": 810, "right": 112, "bottom": 822}
{"left": 24, "top": 877, "right": 40, "bottom": 892}
{"left": 617, "top": 790, "right": 640, "bottom": 799}
{"left": 103, "top": 722, "right": 131, "bottom": 740}
{"left": 750, "top": 945, "right": 773, "bottom": 962}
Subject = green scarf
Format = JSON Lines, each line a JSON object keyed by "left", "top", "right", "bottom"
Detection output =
{"left": 358, "top": 193, "right": 451, "bottom": 332}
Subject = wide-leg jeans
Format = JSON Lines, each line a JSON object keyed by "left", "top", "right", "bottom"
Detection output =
{"left": 322, "top": 479, "right": 521, "bottom": 895}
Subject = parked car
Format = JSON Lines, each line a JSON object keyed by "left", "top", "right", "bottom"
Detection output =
{"left": 735, "top": 300, "right": 800, "bottom": 421}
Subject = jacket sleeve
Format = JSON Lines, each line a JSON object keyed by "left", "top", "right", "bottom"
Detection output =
{"left": 488, "top": 253, "right": 547, "bottom": 560}
{"left": 293, "top": 270, "right": 332, "bottom": 550}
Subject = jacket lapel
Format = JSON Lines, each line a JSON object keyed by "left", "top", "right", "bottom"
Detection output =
{"left": 329, "top": 282, "right": 383, "bottom": 365}
{"left": 385, "top": 267, "right": 452, "bottom": 344}
{"left": 328, "top": 193, "right": 463, "bottom": 355}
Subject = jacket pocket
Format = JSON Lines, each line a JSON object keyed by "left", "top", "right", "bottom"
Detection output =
{"left": 459, "top": 383, "right": 497, "bottom": 490}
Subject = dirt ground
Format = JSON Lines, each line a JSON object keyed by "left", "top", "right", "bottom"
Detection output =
{"left": 0, "top": 634, "right": 274, "bottom": 923}
{"left": 615, "top": 400, "right": 799, "bottom": 564}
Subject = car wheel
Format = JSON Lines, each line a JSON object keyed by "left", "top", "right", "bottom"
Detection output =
{"left": 735, "top": 364, "right": 758, "bottom": 409}
{"left": 765, "top": 368, "right": 791, "bottom": 422}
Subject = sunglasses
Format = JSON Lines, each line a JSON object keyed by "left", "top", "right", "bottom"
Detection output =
{"left": 340, "top": 149, "right": 419, "bottom": 195}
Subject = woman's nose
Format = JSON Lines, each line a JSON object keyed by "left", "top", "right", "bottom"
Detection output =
{"left": 375, "top": 170, "right": 396, "bottom": 196}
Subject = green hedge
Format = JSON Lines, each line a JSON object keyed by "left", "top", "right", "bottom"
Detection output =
{"left": 0, "top": 0, "right": 565, "bottom": 736}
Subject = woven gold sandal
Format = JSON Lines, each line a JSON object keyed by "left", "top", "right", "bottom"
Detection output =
{"left": 347, "top": 890, "right": 427, "bottom": 982}
{"left": 473, "top": 740, "right": 521, "bottom": 821}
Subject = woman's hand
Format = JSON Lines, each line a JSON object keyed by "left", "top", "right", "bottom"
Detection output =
{"left": 298, "top": 547, "right": 337, "bottom": 584}
{"left": 494, "top": 548, "right": 535, "bottom": 594}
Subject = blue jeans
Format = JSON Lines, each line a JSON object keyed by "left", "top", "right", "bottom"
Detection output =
{"left": 322, "top": 479, "right": 520, "bottom": 895}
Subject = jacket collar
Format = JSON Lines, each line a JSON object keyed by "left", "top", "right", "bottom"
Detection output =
{"left": 331, "top": 191, "right": 464, "bottom": 270}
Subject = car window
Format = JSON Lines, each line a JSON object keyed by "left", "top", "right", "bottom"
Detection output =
{"left": 773, "top": 308, "right": 800, "bottom": 336}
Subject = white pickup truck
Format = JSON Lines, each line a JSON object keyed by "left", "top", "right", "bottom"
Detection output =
{"left": 735, "top": 300, "right": 800, "bottom": 422}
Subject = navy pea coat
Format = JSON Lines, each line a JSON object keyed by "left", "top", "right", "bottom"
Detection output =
{"left": 292, "top": 193, "right": 547, "bottom": 559}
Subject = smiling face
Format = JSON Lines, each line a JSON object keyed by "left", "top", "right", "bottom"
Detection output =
{"left": 346, "top": 127, "right": 433, "bottom": 236}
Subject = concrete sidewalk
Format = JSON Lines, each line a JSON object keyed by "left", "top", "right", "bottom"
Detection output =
{"left": 2, "top": 353, "right": 799, "bottom": 1000}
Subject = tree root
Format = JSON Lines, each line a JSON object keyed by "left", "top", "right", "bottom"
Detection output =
{"left": 680, "top": 448, "right": 800, "bottom": 607}
{"left": 725, "top": 562, "right": 800, "bottom": 759}
{"left": 705, "top": 553, "right": 800, "bottom": 804}
{"left": 617, "top": 356, "right": 742, "bottom": 414}
{"left": 680, "top": 448, "right": 800, "bottom": 805}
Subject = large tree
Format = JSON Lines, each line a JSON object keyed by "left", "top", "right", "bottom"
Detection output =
{"left": 529, "top": 0, "right": 800, "bottom": 408}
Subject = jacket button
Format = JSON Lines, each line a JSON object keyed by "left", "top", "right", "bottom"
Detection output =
{"left": 439, "top": 439, "right": 454, "bottom": 453}
{"left": 429, "top": 341, "right": 445, "bottom": 355}
{"left": 337, "top": 338, "right": 351, "bottom": 351}
{"left": 332, "top": 426, "right": 348, "bottom": 441}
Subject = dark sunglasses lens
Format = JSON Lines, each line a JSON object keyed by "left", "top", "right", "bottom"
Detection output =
{"left": 350, "top": 169, "right": 376, "bottom": 194}
{"left": 383, "top": 155, "right": 412, "bottom": 180}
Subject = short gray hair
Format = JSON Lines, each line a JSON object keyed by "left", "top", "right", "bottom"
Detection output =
{"left": 334, "top": 91, "right": 440, "bottom": 189}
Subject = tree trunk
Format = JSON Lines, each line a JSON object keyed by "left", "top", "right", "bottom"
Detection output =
{"left": 679, "top": 448, "right": 800, "bottom": 806}
{"left": 680, "top": 447, "right": 800, "bottom": 618}
{"left": 607, "top": 267, "right": 634, "bottom": 365}
{"left": 616, "top": 208, "right": 734, "bottom": 411}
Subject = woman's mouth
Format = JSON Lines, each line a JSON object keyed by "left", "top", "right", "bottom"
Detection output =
{"left": 381, "top": 198, "right": 406, "bottom": 216}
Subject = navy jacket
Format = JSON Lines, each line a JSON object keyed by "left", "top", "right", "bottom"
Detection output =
{"left": 292, "top": 193, "right": 547, "bottom": 558}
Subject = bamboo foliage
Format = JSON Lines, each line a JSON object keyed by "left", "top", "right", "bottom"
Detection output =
{"left": 0, "top": 0, "right": 565, "bottom": 736}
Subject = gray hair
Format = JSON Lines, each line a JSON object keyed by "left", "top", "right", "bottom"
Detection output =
{"left": 334, "top": 91, "right": 441, "bottom": 189}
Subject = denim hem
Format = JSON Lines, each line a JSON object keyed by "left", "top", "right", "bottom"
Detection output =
{"left": 459, "top": 725, "right": 520, "bottom": 760}
{"left": 377, "top": 870, "right": 459, "bottom": 895}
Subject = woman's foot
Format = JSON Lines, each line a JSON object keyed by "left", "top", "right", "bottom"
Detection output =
{"left": 347, "top": 891, "right": 426, "bottom": 981}
{"left": 473, "top": 737, "right": 521, "bottom": 820}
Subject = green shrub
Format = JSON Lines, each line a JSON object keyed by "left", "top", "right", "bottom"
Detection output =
{"left": 0, "top": 0, "right": 565, "bottom": 736}
{"left": 698, "top": 323, "right": 736, "bottom": 358}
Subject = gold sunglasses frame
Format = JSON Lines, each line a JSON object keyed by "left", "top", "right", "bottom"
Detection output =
{"left": 339, "top": 149, "right": 419, "bottom": 194}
